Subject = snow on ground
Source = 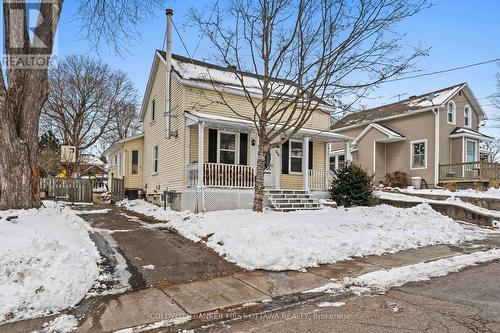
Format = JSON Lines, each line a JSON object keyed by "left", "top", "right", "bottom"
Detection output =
{"left": 317, "top": 301, "right": 346, "bottom": 308}
{"left": 119, "top": 199, "right": 492, "bottom": 271}
{"left": 397, "top": 187, "right": 500, "bottom": 199}
{"left": 74, "top": 208, "right": 111, "bottom": 214}
{"left": 306, "top": 249, "right": 500, "bottom": 295}
{"left": 0, "top": 201, "right": 100, "bottom": 323}
{"left": 142, "top": 264, "right": 155, "bottom": 270}
{"left": 377, "top": 191, "right": 500, "bottom": 219}
{"left": 41, "top": 314, "right": 78, "bottom": 333}
{"left": 114, "top": 315, "right": 192, "bottom": 333}
{"left": 350, "top": 249, "right": 500, "bottom": 291}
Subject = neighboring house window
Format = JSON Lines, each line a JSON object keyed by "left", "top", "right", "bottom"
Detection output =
{"left": 465, "top": 139, "right": 477, "bottom": 162}
{"left": 464, "top": 105, "right": 471, "bottom": 127}
{"left": 114, "top": 154, "right": 117, "bottom": 166}
{"left": 152, "top": 146, "right": 158, "bottom": 174}
{"left": 117, "top": 152, "right": 123, "bottom": 177}
{"left": 329, "top": 154, "right": 345, "bottom": 171}
{"left": 151, "top": 98, "right": 156, "bottom": 122}
{"left": 411, "top": 140, "right": 427, "bottom": 169}
{"left": 289, "top": 140, "right": 303, "bottom": 173}
{"left": 131, "top": 150, "right": 139, "bottom": 175}
{"left": 218, "top": 132, "right": 237, "bottom": 164}
{"left": 447, "top": 101, "right": 456, "bottom": 124}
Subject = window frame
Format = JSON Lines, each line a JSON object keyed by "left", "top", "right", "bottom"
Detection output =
{"left": 447, "top": 101, "right": 456, "bottom": 125}
{"left": 465, "top": 139, "right": 478, "bottom": 163}
{"left": 151, "top": 97, "right": 156, "bottom": 123}
{"left": 289, "top": 139, "right": 303, "bottom": 174}
{"left": 464, "top": 105, "right": 471, "bottom": 128}
{"left": 410, "top": 139, "right": 427, "bottom": 170}
{"left": 152, "top": 145, "right": 158, "bottom": 175}
{"left": 131, "top": 150, "right": 140, "bottom": 175}
{"left": 217, "top": 130, "right": 239, "bottom": 165}
{"left": 329, "top": 153, "right": 346, "bottom": 171}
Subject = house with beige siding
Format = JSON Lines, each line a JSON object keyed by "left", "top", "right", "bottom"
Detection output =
{"left": 331, "top": 83, "right": 499, "bottom": 187}
{"left": 105, "top": 47, "right": 352, "bottom": 211}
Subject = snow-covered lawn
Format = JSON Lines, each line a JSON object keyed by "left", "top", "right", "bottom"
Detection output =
{"left": 119, "top": 199, "right": 493, "bottom": 271}
{"left": 396, "top": 187, "right": 500, "bottom": 199}
{"left": 0, "top": 201, "right": 100, "bottom": 324}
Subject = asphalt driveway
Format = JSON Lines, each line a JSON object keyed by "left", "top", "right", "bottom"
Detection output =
{"left": 73, "top": 204, "right": 241, "bottom": 289}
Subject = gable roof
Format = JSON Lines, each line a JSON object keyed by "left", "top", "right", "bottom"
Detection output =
{"left": 351, "top": 123, "right": 406, "bottom": 145}
{"left": 332, "top": 83, "right": 487, "bottom": 131}
{"left": 140, "top": 50, "right": 332, "bottom": 120}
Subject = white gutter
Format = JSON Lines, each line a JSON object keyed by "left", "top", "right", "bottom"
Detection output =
{"left": 165, "top": 8, "right": 173, "bottom": 138}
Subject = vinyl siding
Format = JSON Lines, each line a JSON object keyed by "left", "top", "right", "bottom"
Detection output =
{"left": 122, "top": 138, "right": 144, "bottom": 189}
{"left": 142, "top": 65, "right": 185, "bottom": 193}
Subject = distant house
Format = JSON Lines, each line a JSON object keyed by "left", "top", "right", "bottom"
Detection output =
{"left": 331, "top": 83, "right": 498, "bottom": 187}
{"left": 104, "top": 51, "right": 352, "bottom": 211}
{"left": 78, "top": 154, "right": 107, "bottom": 179}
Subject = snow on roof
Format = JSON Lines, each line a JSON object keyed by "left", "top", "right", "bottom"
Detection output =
{"left": 405, "top": 85, "right": 463, "bottom": 108}
{"left": 79, "top": 154, "right": 105, "bottom": 166}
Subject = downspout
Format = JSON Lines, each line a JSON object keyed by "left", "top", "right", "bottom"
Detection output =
{"left": 433, "top": 108, "right": 444, "bottom": 188}
{"left": 165, "top": 8, "right": 173, "bottom": 139}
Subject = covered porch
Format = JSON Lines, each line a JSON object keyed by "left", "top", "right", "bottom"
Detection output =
{"left": 184, "top": 111, "right": 352, "bottom": 192}
{"left": 440, "top": 127, "right": 498, "bottom": 183}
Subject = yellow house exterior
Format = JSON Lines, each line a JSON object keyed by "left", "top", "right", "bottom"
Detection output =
{"left": 105, "top": 51, "right": 352, "bottom": 211}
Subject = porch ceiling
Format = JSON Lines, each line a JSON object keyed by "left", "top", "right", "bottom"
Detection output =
{"left": 185, "top": 111, "right": 352, "bottom": 142}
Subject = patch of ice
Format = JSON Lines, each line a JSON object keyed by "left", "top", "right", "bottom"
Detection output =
{"left": 142, "top": 265, "right": 155, "bottom": 270}
{"left": 75, "top": 209, "right": 111, "bottom": 214}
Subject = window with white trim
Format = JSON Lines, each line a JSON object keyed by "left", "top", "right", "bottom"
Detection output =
{"left": 330, "top": 154, "right": 345, "bottom": 171}
{"left": 218, "top": 132, "right": 237, "bottom": 164}
{"left": 289, "top": 140, "right": 303, "bottom": 173}
{"left": 131, "top": 150, "right": 139, "bottom": 175}
{"left": 152, "top": 145, "right": 158, "bottom": 174}
{"left": 151, "top": 98, "right": 156, "bottom": 122}
{"left": 465, "top": 139, "right": 477, "bottom": 162}
{"left": 411, "top": 140, "right": 426, "bottom": 169}
{"left": 464, "top": 105, "right": 471, "bottom": 127}
{"left": 447, "top": 101, "right": 456, "bottom": 124}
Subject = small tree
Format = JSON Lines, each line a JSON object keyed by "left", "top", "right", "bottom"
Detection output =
{"left": 330, "top": 162, "right": 374, "bottom": 207}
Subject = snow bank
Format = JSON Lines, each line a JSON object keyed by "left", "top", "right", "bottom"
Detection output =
{"left": 42, "top": 314, "right": 78, "bottom": 333}
{"left": 398, "top": 187, "right": 500, "bottom": 199}
{"left": 0, "top": 201, "right": 100, "bottom": 323}
{"left": 119, "top": 200, "right": 490, "bottom": 271}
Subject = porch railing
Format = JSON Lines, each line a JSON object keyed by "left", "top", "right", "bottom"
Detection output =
{"left": 439, "top": 161, "right": 500, "bottom": 182}
{"left": 309, "top": 169, "right": 334, "bottom": 190}
{"left": 186, "top": 163, "right": 256, "bottom": 188}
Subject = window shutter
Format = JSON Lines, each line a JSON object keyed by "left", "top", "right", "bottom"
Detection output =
{"left": 309, "top": 141, "right": 313, "bottom": 170}
{"left": 208, "top": 129, "right": 217, "bottom": 163}
{"left": 282, "top": 140, "right": 289, "bottom": 174}
{"left": 239, "top": 133, "right": 248, "bottom": 165}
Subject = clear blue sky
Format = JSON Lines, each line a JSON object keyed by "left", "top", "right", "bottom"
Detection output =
{"left": 56, "top": 0, "right": 500, "bottom": 136}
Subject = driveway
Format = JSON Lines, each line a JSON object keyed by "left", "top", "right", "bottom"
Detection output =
{"left": 73, "top": 204, "right": 241, "bottom": 288}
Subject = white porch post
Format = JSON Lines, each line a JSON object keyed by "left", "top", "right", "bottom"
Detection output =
{"left": 325, "top": 143, "right": 331, "bottom": 189}
{"left": 185, "top": 126, "right": 190, "bottom": 186}
{"left": 344, "top": 141, "right": 353, "bottom": 161}
{"left": 197, "top": 122, "right": 205, "bottom": 188}
{"left": 303, "top": 137, "right": 310, "bottom": 191}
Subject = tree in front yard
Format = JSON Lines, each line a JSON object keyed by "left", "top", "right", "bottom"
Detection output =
{"left": 0, "top": 1, "right": 163, "bottom": 210}
{"left": 330, "top": 162, "right": 374, "bottom": 207}
{"left": 190, "top": 0, "right": 429, "bottom": 212}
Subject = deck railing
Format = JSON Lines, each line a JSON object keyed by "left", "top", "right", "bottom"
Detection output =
{"left": 439, "top": 161, "right": 500, "bottom": 182}
{"left": 309, "top": 169, "right": 334, "bottom": 190}
{"left": 186, "top": 163, "right": 255, "bottom": 188}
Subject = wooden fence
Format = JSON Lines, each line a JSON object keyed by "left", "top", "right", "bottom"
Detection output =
{"left": 40, "top": 178, "right": 93, "bottom": 203}
{"left": 439, "top": 161, "right": 500, "bottom": 182}
{"left": 110, "top": 178, "right": 125, "bottom": 203}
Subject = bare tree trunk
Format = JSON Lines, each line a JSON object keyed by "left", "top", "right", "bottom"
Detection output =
{"left": 0, "top": 72, "right": 49, "bottom": 209}
{"left": 253, "top": 136, "right": 269, "bottom": 212}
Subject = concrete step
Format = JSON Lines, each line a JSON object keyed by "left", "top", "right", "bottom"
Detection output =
{"left": 267, "top": 194, "right": 312, "bottom": 199}
{"left": 265, "top": 189, "right": 309, "bottom": 195}
{"left": 272, "top": 199, "right": 315, "bottom": 204}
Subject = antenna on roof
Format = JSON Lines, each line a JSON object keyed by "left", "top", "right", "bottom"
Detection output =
{"left": 389, "top": 93, "right": 407, "bottom": 102}
{"left": 426, "top": 93, "right": 436, "bottom": 101}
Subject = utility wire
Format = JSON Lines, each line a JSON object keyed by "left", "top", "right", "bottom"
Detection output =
{"left": 383, "top": 58, "right": 500, "bottom": 83}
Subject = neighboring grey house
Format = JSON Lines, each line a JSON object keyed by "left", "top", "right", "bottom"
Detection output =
{"left": 331, "top": 83, "right": 498, "bottom": 187}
